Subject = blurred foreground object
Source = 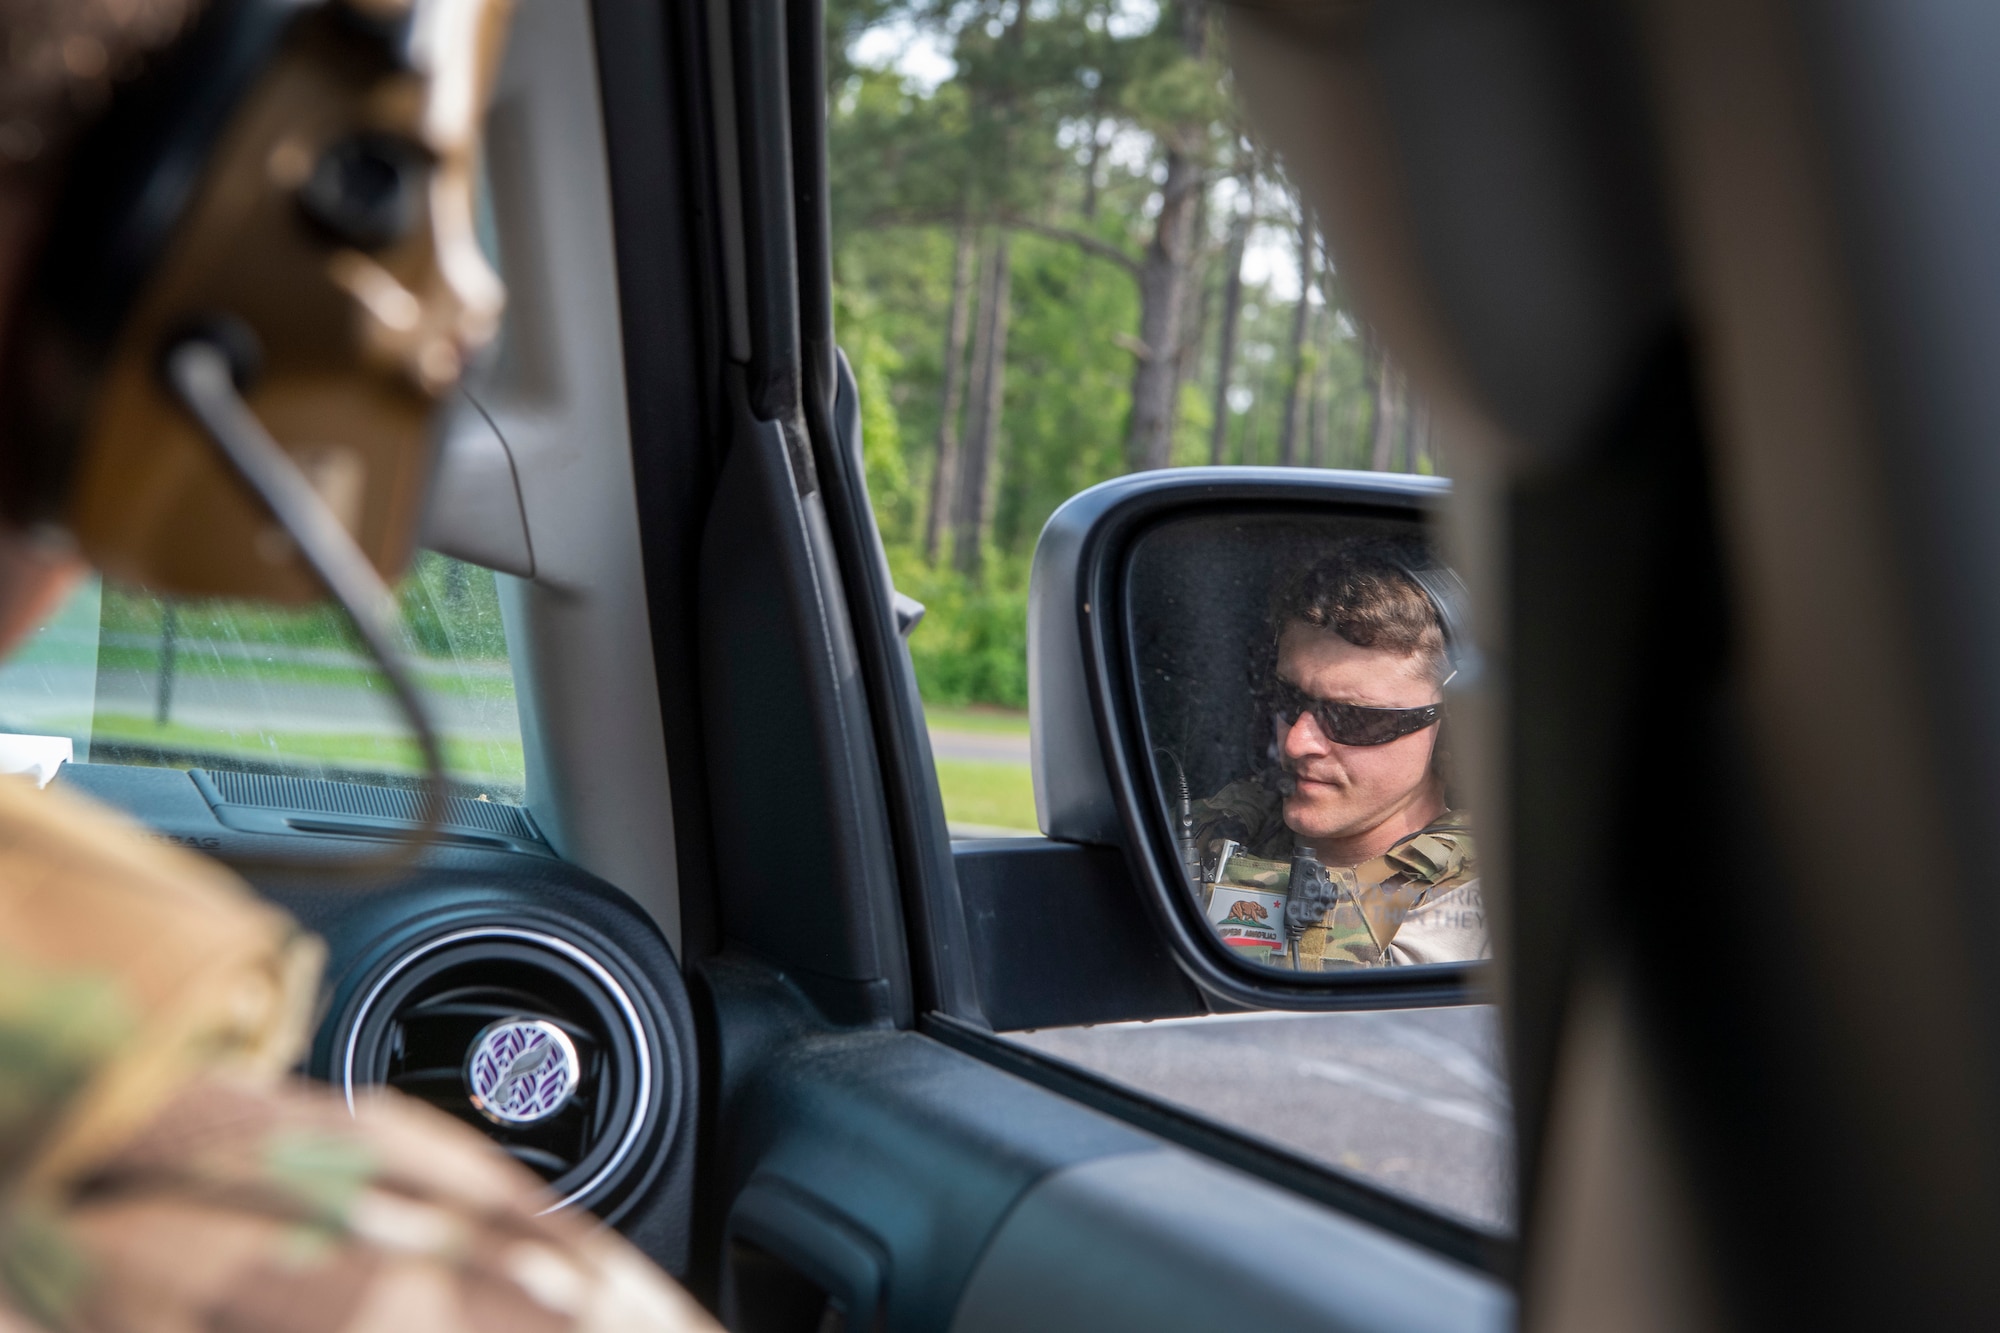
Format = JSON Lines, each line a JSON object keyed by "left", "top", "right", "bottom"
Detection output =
{"left": 0, "top": 778, "right": 716, "bottom": 1331}
{"left": 1219, "top": 0, "right": 2000, "bottom": 1327}
{"left": 3, "top": 0, "right": 511, "bottom": 602}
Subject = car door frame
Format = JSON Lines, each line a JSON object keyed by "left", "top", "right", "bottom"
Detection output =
{"left": 587, "top": 0, "right": 1521, "bottom": 1319}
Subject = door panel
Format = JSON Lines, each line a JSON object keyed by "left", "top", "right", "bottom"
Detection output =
{"left": 951, "top": 837, "right": 1202, "bottom": 1031}
{"left": 700, "top": 955, "right": 1151, "bottom": 1328}
{"left": 700, "top": 957, "right": 1514, "bottom": 1331}
{"left": 596, "top": 0, "right": 1525, "bottom": 1322}
{"left": 951, "top": 1151, "right": 1510, "bottom": 1333}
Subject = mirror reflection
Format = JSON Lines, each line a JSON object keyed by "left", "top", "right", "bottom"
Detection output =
{"left": 1129, "top": 514, "right": 1487, "bottom": 972}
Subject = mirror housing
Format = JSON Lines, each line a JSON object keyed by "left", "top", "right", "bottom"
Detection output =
{"left": 1029, "top": 467, "right": 1487, "bottom": 1010}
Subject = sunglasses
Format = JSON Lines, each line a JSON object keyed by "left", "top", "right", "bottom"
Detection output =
{"left": 1274, "top": 682, "right": 1444, "bottom": 747}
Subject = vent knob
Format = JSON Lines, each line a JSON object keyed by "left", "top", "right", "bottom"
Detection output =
{"left": 337, "top": 926, "right": 664, "bottom": 1218}
{"left": 466, "top": 1017, "right": 580, "bottom": 1124}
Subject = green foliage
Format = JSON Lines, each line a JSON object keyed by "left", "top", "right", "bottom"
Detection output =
{"left": 989, "top": 232, "right": 1136, "bottom": 554}
{"left": 836, "top": 284, "right": 919, "bottom": 541}
{"left": 99, "top": 552, "right": 508, "bottom": 663}
{"left": 100, "top": 582, "right": 353, "bottom": 649}
{"left": 828, "top": 0, "right": 1426, "bottom": 706}
{"left": 933, "top": 757, "right": 1038, "bottom": 831}
{"left": 1172, "top": 379, "right": 1213, "bottom": 467}
{"left": 1119, "top": 45, "right": 1231, "bottom": 152}
{"left": 888, "top": 546, "right": 1029, "bottom": 708}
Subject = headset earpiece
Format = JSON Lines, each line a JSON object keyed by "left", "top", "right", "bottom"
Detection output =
{"left": 2, "top": 0, "right": 510, "bottom": 602}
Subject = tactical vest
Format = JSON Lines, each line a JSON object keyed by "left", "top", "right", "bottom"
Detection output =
{"left": 1200, "top": 811, "right": 1479, "bottom": 970}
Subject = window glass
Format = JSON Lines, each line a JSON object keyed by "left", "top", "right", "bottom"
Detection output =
{"left": 0, "top": 553, "right": 524, "bottom": 800}
{"left": 1006, "top": 1008, "right": 1513, "bottom": 1230}
{"left": 828, "top": 0, "right": 1508, "bottom": 1229}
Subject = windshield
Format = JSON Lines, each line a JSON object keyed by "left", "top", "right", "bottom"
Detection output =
{"left": 0, "top": 552, "right": 525, "bottom": 801}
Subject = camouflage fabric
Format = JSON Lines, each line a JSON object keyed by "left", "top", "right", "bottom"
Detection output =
{"left": 0, "top": 776, "right": 718, "bottom": 1332}
{"left": 1290, "top": 819, "right": 1484, "bottom": 969}
{"left": 1194, "top": 776, "right": 1486, "bottom": 969}
{"left": 1189, "top": 773, "right": 1295, "bottom": 862}
{"left": 5, "top": 1076, "right": 714, "bottom": 1332}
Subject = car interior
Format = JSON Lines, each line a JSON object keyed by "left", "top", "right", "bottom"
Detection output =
{"left": 19, "top": 0, "right": 2000, "bottom": 1326}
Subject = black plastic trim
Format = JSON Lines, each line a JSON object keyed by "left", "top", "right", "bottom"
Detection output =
{"left": 722, "top": 1175, "right": 886, "bottom": 1330}
{"left": 953, "top": 837, "right": 1200, "bottom": 1030}
{"left": 730, "top": 0, "right": 804, "bottom": 425}
{"left": 695, "top": 952, "right": 1161, "bottom": 1329}
{"left": 190, "top": 768, "right": 552, "bottom": 856}
{"left": 697, "top": 402, "right": 913, "bottom": 1028}
{"left": 815, "top": 355, "right": 985, "bottom": 1022}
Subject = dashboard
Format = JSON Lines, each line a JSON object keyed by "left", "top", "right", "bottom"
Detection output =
{"left": 55, "top": 762, "right": 700, "bottom": 1270}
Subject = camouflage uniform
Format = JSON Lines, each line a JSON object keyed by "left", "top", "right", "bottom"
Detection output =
{"left": 0, "top": 776, "right": 717, "bottom": 1332}
{"left": 1190, "top": 774, "right": 1488, "bottom": 969}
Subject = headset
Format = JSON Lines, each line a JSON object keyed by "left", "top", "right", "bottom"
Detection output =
{"left": 0, "top": 0, "right": 514, "bottom": 848}
{"left": 1398, "top": 555, "right": 1480, "bottom": 691}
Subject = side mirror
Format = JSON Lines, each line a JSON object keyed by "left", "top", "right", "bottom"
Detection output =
{"left": 1029, "top": 468, "right": 1489, "bottom": 1010}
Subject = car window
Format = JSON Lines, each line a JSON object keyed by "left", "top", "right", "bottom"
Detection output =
{"left": 0, "top": 554, "right": 524, "bottom": 800}
{"left": 831, "top": 0, "right": 1512, "bottom": 1231}
{"left": 1008, "top": 1008, "right": 1513, "bottom": 1229}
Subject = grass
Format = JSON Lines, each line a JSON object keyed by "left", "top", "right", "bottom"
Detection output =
{"left": 88, "top": 713, "right": 526, "bottom": 791}
{"left": 934, "top": 758, "right": 1038, "bottom": 831}
{"left": 923, "top": 705, "right": 1030, "bottom": 735}
{"left": 93, "top": 644, "right": 516, "bottom": 700}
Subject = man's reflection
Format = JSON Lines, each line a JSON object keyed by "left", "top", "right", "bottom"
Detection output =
{"left": 1188, "top": 536, "right": 1488, "bottom": 968}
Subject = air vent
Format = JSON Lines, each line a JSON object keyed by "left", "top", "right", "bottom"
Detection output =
{"left": 340, "top": 928, "right": 658, "bottom": 1215}
{"left": 191, "top": 770, "right": 550, "bottom": 855}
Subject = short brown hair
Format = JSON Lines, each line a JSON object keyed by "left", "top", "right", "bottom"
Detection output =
{"left": 1274, "top": 534, "right": 1448, "bottom": 683}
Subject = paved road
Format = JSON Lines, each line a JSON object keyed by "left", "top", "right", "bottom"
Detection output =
{"left": 1007, "top": 1006, "right": 1514, "bottom": 1230}
{"left": 8, "top": 652, "right": 1008, "bottom": 756}
{"left": 927, "top": 727, "right": 1030, "bottom": 765}
{"left": 91, "top": 662, "right": 520, "bottom": 740}
{"left": 0, "top": 656, "right": 518, "bottom": 741}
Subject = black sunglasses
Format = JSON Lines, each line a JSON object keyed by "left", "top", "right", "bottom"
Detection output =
{"left": 1273, "top": 682, "right": 1443, "bottom": 746}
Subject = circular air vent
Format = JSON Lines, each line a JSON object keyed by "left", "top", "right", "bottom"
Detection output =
{"left": 340, "top": 927, "right": 660, "bottom": 1215}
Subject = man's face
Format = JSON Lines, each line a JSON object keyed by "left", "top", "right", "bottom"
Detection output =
{"left": 1275, "top": 621, "right": 1443, "bottom": 846}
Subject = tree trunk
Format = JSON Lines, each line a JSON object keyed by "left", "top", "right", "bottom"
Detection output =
{"left": 1276, "top": 211, "right": 1314, "bottom": 466}
{"left": 924, "top": 217, "right": 978, "bottom": 562}
{"left": 1370, "top": 350, "right": 1404, "bottom": 471}
{"left": 954, "top": 231, "right": 1013, "bottom": 577}
{"left": 1308, "top": 303, "right": 1331, "bottom": 467}
{"left": 1179, "top": 0, "right": 1209, "bottom": 58}
{"left": 1082, "top": 115, "right": 1106, "bottom": 222}
{"left": 1124, "top": 147, "right": 1203, "bottom": 472}
{"left": 1208, "top": 208, "right": 1249, "bottom": 466}
{"left": 955, "top": 236, "right": 998, "bottom": 554}
{"left": 1169, "top": 185, "right": 1211, "bottom": 450}
{"left": 1308, "top": 361, "right": 1328, "bottom": 466}
{"left": 1122, "top": 0, "right": 1210, "bottom": 473}
{"left": 1354, "top": 327, "right": 1381, "bottom": 468}
{"left": 1400, "top": 376, "right": 1416, "bottom": 470}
